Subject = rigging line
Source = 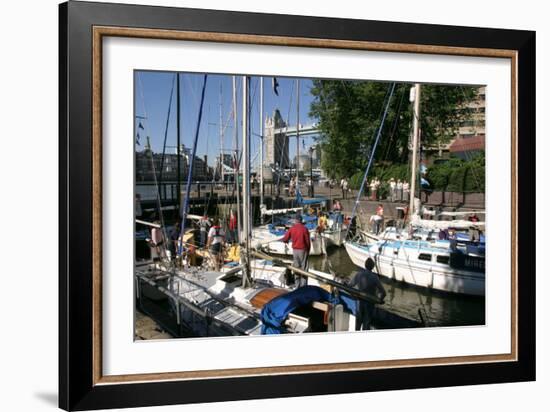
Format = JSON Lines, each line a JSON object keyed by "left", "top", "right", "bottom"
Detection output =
{"left": 204, "top": 105, "right": 215, "bottom": 217}
{"left": 157, "top": 74, "right": 177, "bottom": 195}
{"left": 178, "top": 74, "right": 209, "bottom": 255}
{"left": 340, "top": 80, "right": 355, "bottom": 113}
{"left": 275, "top": 79, "right": 295, "bottom": 191}
{"left": 345, "top": 82, "right": 397, "bottom": 240}
{"left": 317, "top": 81, "right": 339, "bottom": 178}
{"left": 184, "top": 74, "right": 200, "bottom": 107}
{"left": 136, "top": 73, "right": 170, "bottom": 253}
{"left": 248, "top": 84, "right": 256, "bottom": 172}
{"left": 217, "top": 105, "right": 235, "bottom": 142}
{"left": 383, "top": 84, "right": 407, "bottom": 162}
{"left": 362, "top": 85, "right": 392, "bottom": 164}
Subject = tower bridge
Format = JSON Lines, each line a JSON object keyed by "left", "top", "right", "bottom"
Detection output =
{"left": 273, "top": 124, "right": 320, "bottom": 138}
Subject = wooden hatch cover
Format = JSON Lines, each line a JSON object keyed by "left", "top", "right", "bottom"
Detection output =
{"left": 250, "top": 288, "right": 289, "bottom": 309}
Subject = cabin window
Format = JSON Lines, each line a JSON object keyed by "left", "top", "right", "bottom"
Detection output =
{"left": 219, "top": 274, "right": 242, "bottom": 284}
{"left": 436, "top": 255, "right": 450, "bottom": 265}
{"left": 418, "top": 253, "right": 432, "bottom": 262}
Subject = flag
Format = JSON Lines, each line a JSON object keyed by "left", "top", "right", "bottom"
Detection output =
{"left": 138, "top": 122, "right": 144, "bottom": 130}
{"left": 302, "top": 139, "right": 306, "bottom": 149}
{"left": 136, "top": 133, "right": 141, "bottom": 145}
{"left": 272, "top": 77, "right": 279, "bottom": 96}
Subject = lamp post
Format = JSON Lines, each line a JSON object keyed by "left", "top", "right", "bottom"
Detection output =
{"left": 309, "top": 145, "right": 315, "bottom": 197}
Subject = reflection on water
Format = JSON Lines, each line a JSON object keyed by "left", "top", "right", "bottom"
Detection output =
{"left": 309, "top": 247, "right": 485, "bottom": 327}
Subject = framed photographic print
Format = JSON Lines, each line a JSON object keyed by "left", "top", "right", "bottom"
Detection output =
{"left": 59, "top": 1, "right": 535, "bottom": 410}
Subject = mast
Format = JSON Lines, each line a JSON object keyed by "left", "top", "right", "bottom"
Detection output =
{"left": 219, "top": 82, "right": 224, "bottom": 182}
{"left": 233, "top": 76, "right": 241, "bottom": 243}
{"left": 345, "top": 83, "right": 396, "bottom": 239}
{"left": 409, "top": 84, "right": 421, "bottom": 218}
{"left": 296, "top": 79, "right": 300, "bottom": 187}
{"left": 259, "top": 77, "right": 264, "bottom": 209}
{"left": 176, "top": 73, "right": 181, "bottom": 212}
{"left": 178, "top": 75, "right": 208, "bottom": 254}
{"left": 241, "top": 75, "right": 252, "bottom": 287}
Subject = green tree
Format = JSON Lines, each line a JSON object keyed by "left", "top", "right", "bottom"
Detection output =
{"left": 309, "top": 80, "right": 478, "bottom": 179}
{"left": 424, "top": 152, "right": 485, "bottom": 192}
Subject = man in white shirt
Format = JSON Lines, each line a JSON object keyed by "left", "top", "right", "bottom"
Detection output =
{"left": 341, "top": 178, "right": 349, "bottom": 199}
{"left": 207, "top": 218, "right": 225, "bottom": 270}
{"left": 389, "top": 178, "right": 396, "bottom": 202}
{"left": 149, "top": 220, "right": 165, "bottom": 260}
{"left": 396, "top": 179, "right": 403, "bottom": 202}
{"left": 198, "top": 215, "right": 211, "bottom": 247}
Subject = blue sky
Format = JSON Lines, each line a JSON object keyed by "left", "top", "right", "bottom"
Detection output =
{"left": 135, "top": 71, "right": 319, "bottom": 169}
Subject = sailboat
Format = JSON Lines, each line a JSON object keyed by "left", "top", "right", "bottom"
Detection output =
{"left": 343, "top": 84, "right": 486, "bottom": 296}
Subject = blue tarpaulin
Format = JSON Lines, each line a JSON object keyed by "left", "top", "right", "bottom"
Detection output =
{"left": 296, "top": 190, "right": 328, "bottom": 206}
{"left": 260, "top": 286, "right": 357, "bottom": 334}
{"left": 270, "top": 214, "right": 317, "bottom": 234}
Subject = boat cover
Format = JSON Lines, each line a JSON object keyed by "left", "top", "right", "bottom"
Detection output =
{"left": 260, "top": 285, "right": 356, "bottom": 334}
{"left": 296, "top": 190, "right": 328, "bottom": 206}
{"left": 268, "top": 214, "right": 318, "bottom": 235}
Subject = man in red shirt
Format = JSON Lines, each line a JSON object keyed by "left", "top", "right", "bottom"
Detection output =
{"left": 228, "top": 209, "right": 238, "bottom": 244}
{"left": 279, "top": 215, "right": 311, "bottom": 287}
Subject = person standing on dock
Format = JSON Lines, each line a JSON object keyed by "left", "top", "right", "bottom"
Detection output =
{"left": 348, "top": 258, "right": 386, "bottom": 331}
{"left": 396, "top": 179, "right": 403, "bottom": 202}
{"left": 370, "top": 179, "right": 379, "bottom": 201}
{"left": 307, "top": 177, "right": 313, "bottom": 197}
{"left": 289, "top": 176, "right": 296, "bottom": 196}
{"left": 403, "top": 180, "right": 410, "bottom": 203}
{"left": 207, "top": 218, "right": 225, "bottom": 271}
{"left": 279, "top": 215, "right": 311, "bottom": 287}
{"left": 332, "top": 200, "right": 344, "bottom": 228}
{"left": 370, "top": 204, "right": 384, "bottom": 235}
{"left": 389, "top": 178, "right": 396, "bottom": 202}
{"left": 340, "top": 177, "right": 349, "bottom": 199}
{"left": 228, "top": 209, "right": 238, "bottom": 244}
{"left": 198, "top": 215, "right": 210, "bottom": 247}
{"left": 168, "top": 219, "right": 181, "bottom": 259}
{"left": 149, "top": 220, "right": 165, "bottom": 260}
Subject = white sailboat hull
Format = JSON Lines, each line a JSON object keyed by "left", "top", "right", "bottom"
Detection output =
{"left": 252, "top": 226, "right": 326, "bottom": 256}
{"left": 344, "top": 241, "right": 485, "bottom": 296}
{"left": 321, "top": 229, "right": 345, "bottom": 247}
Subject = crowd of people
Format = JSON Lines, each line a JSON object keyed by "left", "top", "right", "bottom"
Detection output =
{"left": 145, "top": 212, "right": 235, "bottom": 271}
{"left": 388, "top": 178, "right": 411, "bottom": 202}
{"left": 330, "top": 175, "right": 411, "bottom": 203}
